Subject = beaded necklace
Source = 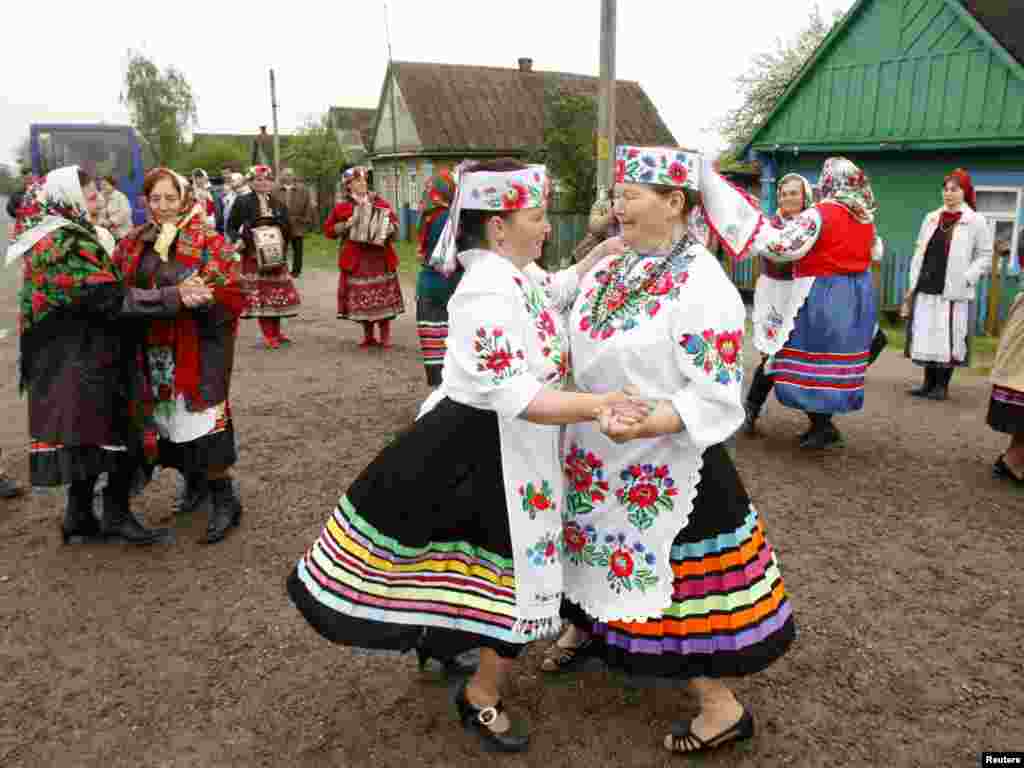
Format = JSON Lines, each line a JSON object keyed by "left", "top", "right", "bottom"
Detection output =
{"left": 589, "top": 235, "right": 692, "bottom": 330}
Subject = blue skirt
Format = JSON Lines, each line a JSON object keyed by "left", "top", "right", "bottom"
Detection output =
{"left": 766, "top": 272, "right": 876, "bottom": 414}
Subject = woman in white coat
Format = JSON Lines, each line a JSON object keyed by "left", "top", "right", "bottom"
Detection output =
{"left": 902, "top": 168, "right": 992, "bottom": 400}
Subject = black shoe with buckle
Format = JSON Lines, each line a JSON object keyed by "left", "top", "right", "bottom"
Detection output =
{"left": 453, "top": 679, "right": 529, "bottom": 753}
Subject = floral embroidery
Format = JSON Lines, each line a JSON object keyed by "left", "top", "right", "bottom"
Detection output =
{"left": 146, "top": 346, "right": 176, "bottom": 418}
{"left": 519, "top": 479, "right": 556, "bottom": 520}
{"left": 471, "top": 169, "right": 547, "bottom": 211}
{"left": 562, "top": 524, "right": 659, "bottom": 594}
{"left": 615, "top": 146, "right": 700, "bottom": 191}
{"left": 525, "top": 531, "right": 561, "bottom": 567}
{"left": 563, "top": 443, "right": 609, "bottom": 518}
{"left": 474, "top": 326, "right": 526, "bottom": 384}
{"left": 761, "top": 306, "right": 784, "bottom": 341}
{"left": 514, "top": 276, "right": 570, "bottom": 387}
{"left": 767, "top": 211, "right": 819, "bottom": 257}
{"left": 678, "top": 328, "right": 744, "bottom": 385}
{"left": 615, "top": 463, "right": 679, "bottom": 531}
{"left": 577, "top": 247, "right": 695, "bottom": 340}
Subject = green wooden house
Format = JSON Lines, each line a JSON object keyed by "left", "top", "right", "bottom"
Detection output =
{"left": 743, "top": 0, "right": 1023, "bottom": 331}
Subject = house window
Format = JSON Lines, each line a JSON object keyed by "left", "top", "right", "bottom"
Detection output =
{"left": 975, "top": 186, "right": 1022, "bottom": 274}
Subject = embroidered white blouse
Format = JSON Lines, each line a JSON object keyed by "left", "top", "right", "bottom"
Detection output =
{"left": 418, "top": 249, "right": 579, "bottom": 635}
{"left": 563, "top": 239, "right": 746, "bottom": 622}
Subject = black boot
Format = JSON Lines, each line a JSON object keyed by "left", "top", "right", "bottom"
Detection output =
{"left": 926, "top": 367, "right": 952, "bottom": 401}
{"left": 743, "top": 361, "right": 774, "bottom": 435}
{"left": 206, "top": 477, "right": 242, "bottom": 544}
{"left": 909, "top": 366, "right": 936, "bottom": 397}
{"left": 800, "top": 414, "right": 844, "bottom": 450}
{"left": 174, "top": 472, "right": 206, "bottom": 516}
{"left": 62, "top": 477, "right": 102, "bottom": 544}
{"left": 101, "top": 471, "right": 172, "bottom": 544}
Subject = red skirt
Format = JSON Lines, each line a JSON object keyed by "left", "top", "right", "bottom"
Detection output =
{"left": 337, "top": 249, "right": 405, "bottom": 322}
{"left": 241, "top": 251, "right": 301, "bottom": 319}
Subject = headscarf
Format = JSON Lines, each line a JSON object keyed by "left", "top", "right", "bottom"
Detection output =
{"left": 15, "top": 167, "right": 120, "bottom": 340}
{"left": 945, "top": 168, "right": 976, "bottom": 211}
{"left": 427, "top": 162, "right": 550, "bottom": 276}
{"left": 775, "top": 173, "right": 814, "bottom": 220}
{"left": 417, "top": 168, "right": 456, "bottom": 262}
{"left": 7, "top": 166, "right": 105, "bottom": 265}
{"left": 248, "top": 165, "right": 273, "bottom": 182}
{"left": 144, "top": 168, "right": 202, "bottom": 262}
{"left": 819, "top": 157, "right": 876, "bottom": 224}
{"left": 342, "top": 166, "right": 370, "bottom": 204}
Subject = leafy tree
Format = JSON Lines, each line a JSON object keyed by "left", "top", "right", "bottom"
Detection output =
{"left": 531, "top": 88, "right": 597, "bottom": 214}
{"left": 715, "top": 4, "right": 843, "bottom": 152}
{"left": 0, "top": 165, "right": 18, "bottom": 196}
{"left": 284, "top": 114, "right": 350, "bottom": 222}
{"left": 120, "top": 51, "right": 198, "bottom": 167}
{"left": 176, "top": 138, "right": 249, "bottom": 179}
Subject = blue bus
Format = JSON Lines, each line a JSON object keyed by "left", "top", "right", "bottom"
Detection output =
{"left": 29, "top": 123, "right": 150, "bottom": 225}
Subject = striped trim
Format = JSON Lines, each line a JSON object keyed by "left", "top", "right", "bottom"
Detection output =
{"left": 417, "top": 321, "right": 449, "bottom": 364}
{"left": 992, "top": 385, "right": 1024, "bottom": 408}
{"left": 293, "top": 495, "right": 532, "bottom": 645}
{"left": 30, "top": 441, "right": 127, "bottom": 453}
{"left": 769, "top": 346, "right": 869, "bottom": 392}
{"left": 591, "top": 506, "right": 793, "bottom": 655}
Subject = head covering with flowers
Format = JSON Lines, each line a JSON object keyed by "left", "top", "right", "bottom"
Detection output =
{"left": 615, "top": 145, "right": 700, "bottom": 191}
{"left": 342, "top": 166, "right": 369, "bottom": 186}
{"left": 248, "top": 165, "right": 273, "bottom": 181}
{"left": 427, "top": 163, "right": 549, "bottom": 276}
{"left": 945, "top": 167, "right": 976, "bottom": 211}
{"left": 819, "top": 157, "right": 876, "bottom": 224}
{"left": 417, "top": 168, "right": 456, "bottom": 262}
{"left": 14, "top": 166, "right": 121, "bottom": 339}
{"left": 7, "top": 166, "right": 104, "bottom": 266}
{"left": 142, "top": 168, "right": 205, "bottom": 262}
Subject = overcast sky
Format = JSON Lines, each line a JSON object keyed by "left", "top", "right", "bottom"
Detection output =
{"left": 2, "top": 0, "right": 855, "bottom": 168}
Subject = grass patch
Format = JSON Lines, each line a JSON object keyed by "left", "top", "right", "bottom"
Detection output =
{"left": 303, "top": 234, "right": 421, "bottom": 276}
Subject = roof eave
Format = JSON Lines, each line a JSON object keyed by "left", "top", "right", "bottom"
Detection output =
{"left": 750, "top": 137, "right": 1024, "bottom": 153}
{"left": 741, "top": 0, "right": 872, "bottom": 159}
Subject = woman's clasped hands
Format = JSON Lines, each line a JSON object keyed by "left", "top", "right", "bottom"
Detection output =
{"left": 177, "top": 273, "right": 215, "bottom": 308}
{"left": 594, "top": 386, "right": 660, "bottom": 444}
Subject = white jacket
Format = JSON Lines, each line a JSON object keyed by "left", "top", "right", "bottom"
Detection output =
{"left": 908, "top": 203, "right": 993, "bottom": 301}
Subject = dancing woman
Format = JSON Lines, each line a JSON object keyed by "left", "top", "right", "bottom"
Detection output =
{"left": 11, "top": 166, "right": 213, "bottom": 544}
{"left": 114, "top": 168, "right": 246, "bottom": 544}
{"left": 288, "top": 160, "right": 637, "bottom": 753}
{"left": 545, "top": 146, "right": 795, "bottom": 756}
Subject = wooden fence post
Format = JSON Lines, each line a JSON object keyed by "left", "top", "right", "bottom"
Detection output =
{"left": 986, "top": 246, "right": 1002, "bottom": 337}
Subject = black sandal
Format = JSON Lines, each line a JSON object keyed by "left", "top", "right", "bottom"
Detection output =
{"left": 540, "top": 630, "right": 593, "bottom": 673}
{"left": 993, "top": 456, "right": 1024, "bottom": 483}
{"left": 665, "top": 708, "right": 755, "bottom": 755}
{"left": 453, "top": 679, "right": 529, "bottom": 753}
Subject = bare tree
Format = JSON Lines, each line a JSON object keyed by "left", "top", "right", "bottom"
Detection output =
{"left": 120, "top": 50, "right": 198, "bottom": 167}
{"left": 716, "top": 4, "right": 843, "bottom": 153}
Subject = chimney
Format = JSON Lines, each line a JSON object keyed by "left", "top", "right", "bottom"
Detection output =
{"left": 517, "top": 57, "right": 534, "bottom": 73}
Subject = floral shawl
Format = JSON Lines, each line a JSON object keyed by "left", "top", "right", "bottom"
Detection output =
{"left": 417, "top": 169, "right": 455, "bottom": 262}
{"left": 819, "top": 157, "right": 876, "bottom": 224}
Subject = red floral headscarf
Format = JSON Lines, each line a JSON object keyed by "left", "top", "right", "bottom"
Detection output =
{"left": 945, "top": 168, "right": 976, "bottom": 210}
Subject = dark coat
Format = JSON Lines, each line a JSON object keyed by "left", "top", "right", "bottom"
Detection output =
{"left": 227, "top": 191, "right": 291, "bottom": 245}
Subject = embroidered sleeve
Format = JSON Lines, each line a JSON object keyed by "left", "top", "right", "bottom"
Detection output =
{"left": 524, "top": 263, "right": 579, "bottom": 315}
{"left": 446, "top": 289, "right": 543, "bottom": 419}
{"left": 667, "top": 263, "right": 746, "bottom": 450}
{"left": 752, "top": 207, "right": 823, "bottom": 263}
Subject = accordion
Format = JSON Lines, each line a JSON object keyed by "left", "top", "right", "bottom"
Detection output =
{"left": 251, "top": 223, "right": 286, "bottom": 271}
{"left": 348, "top": 203, "right": 392, "bottom": 246}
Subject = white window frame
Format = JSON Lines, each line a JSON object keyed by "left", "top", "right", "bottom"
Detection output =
{"left": 975, "top": 185, "right": 1022, "bottom": 274}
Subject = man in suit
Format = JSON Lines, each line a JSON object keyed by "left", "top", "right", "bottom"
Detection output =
{"left": 275, "top": 167, "right": 316, "bottom": 277}
{"left": 213, "top": 164, "right": 237, "bottom": 234}
{"left": 252, "top": 126, "right": 273, "bottom": 166}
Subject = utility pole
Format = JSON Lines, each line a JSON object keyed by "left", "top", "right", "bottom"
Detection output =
{"left": 596, "top": 0, "right": 617, "bottom": 199}
{"left": 384, "top": 0, "right": 403, "bottom": 236}
{"left": 270, "top": 68, "right": 281, "bottom": 180}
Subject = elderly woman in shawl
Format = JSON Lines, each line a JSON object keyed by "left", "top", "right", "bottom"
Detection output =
{"left": 744, "top": 173, "right": 816, "bottom": 435}
{"left": 114, "top": 168, "right": 246, "bottom": 544}
{"left": 11, "top": 166, "right": 214, "bottom": 544}
{"left": 749, "top": 157, "right": 880, "bottom": 449}
{"left": 414, "top": 169, "right": 461, "bottom": 385}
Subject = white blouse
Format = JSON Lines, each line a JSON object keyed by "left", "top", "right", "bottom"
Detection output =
{"left": 564, "top": 239, "right": 746, "bottom": 622}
